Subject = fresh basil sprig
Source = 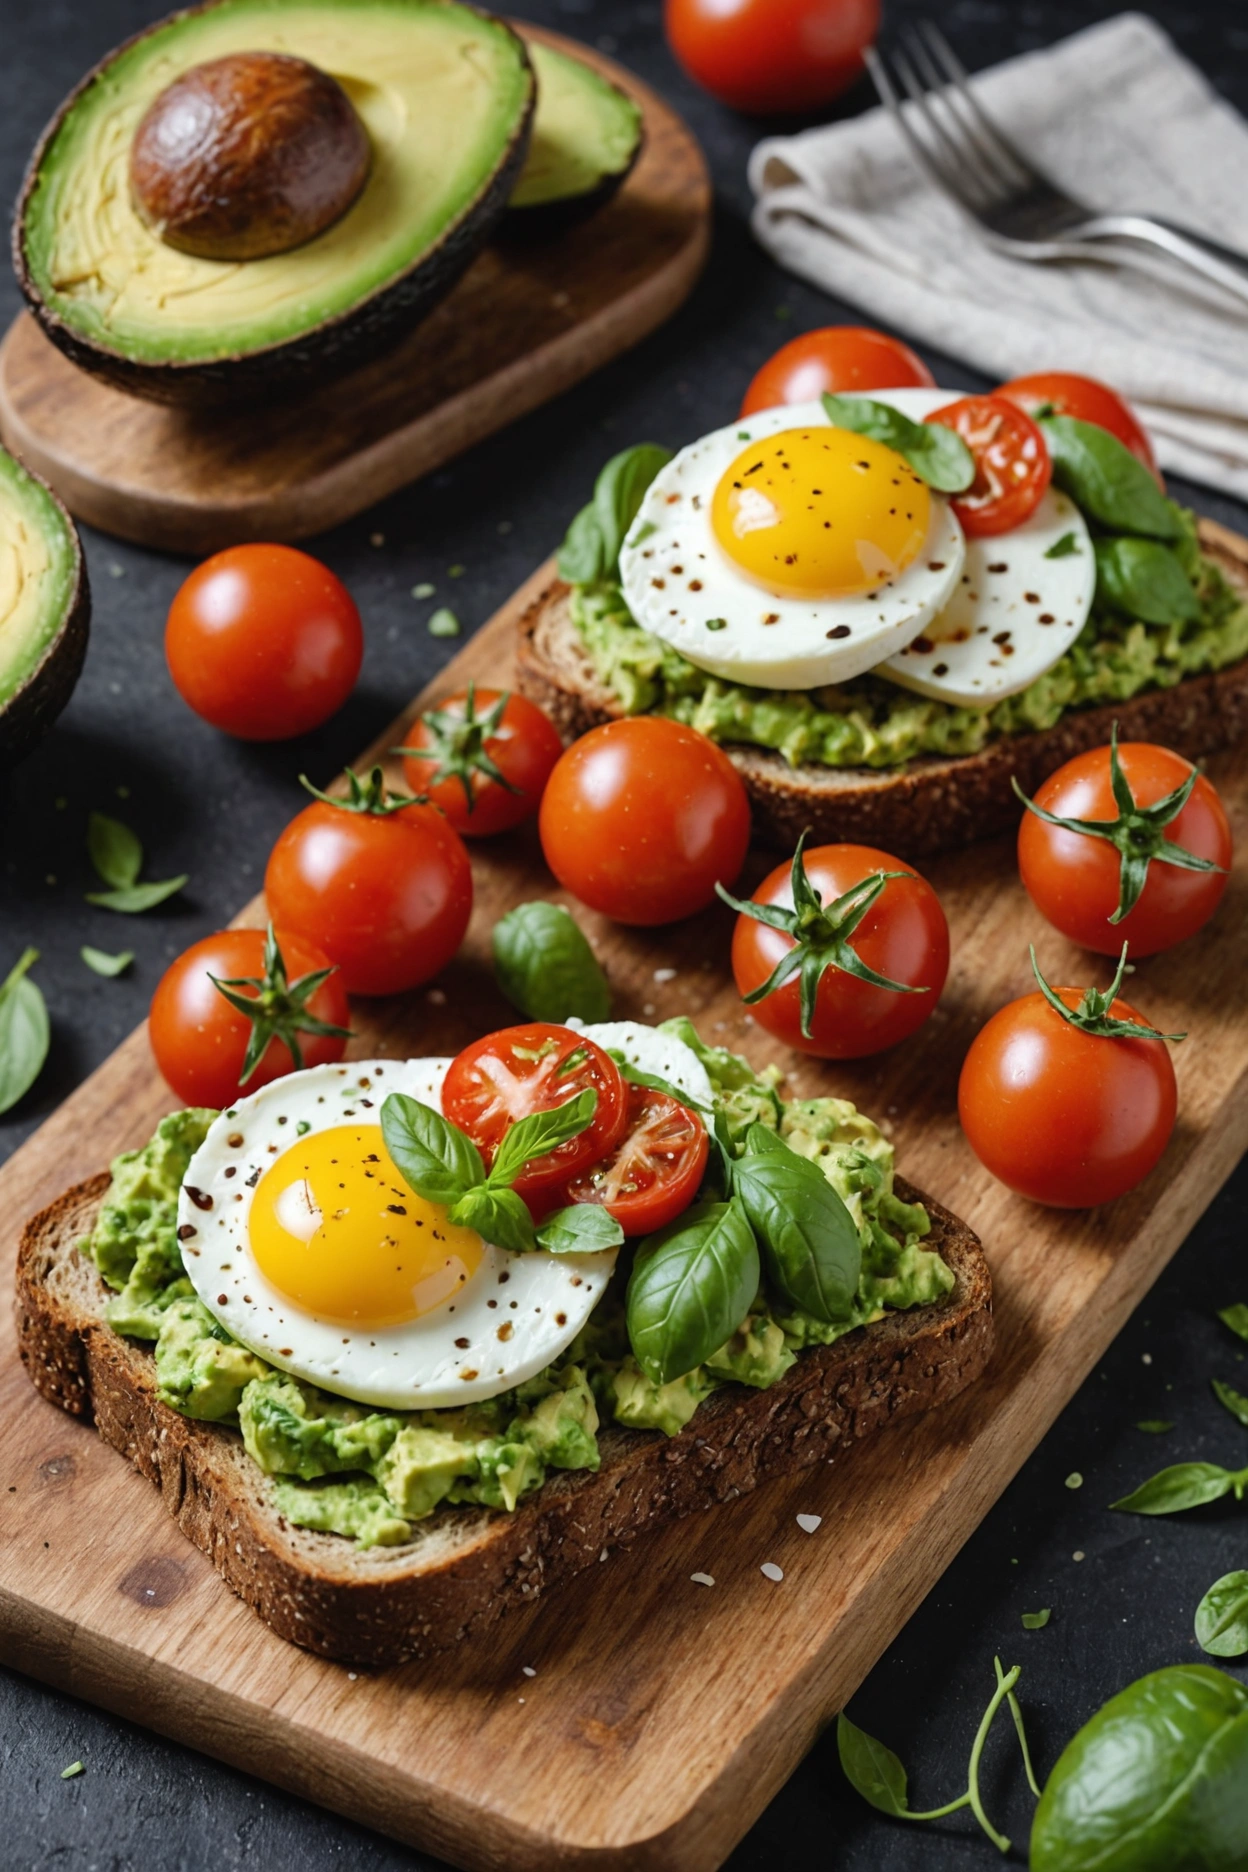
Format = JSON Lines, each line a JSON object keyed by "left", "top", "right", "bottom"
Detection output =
{"left": 379, "top": 1088, "right": 624, "bottom": 1257}
{"left": 1110, "top": 1459, "right": 1248, "bottom": 1515}
{"left": 85, "top": 811, "right": 187, "bottom": 913}
{"left": 1195, "top": 1572, "right": 1248, "bottom": 1659}
{"left": 493, "top": 902, "right": 611, "bottom": 1023}
{"left": 732, "top": 1124, "right": 860, "bottom": 1323}
{"left": 821, "top": 394, "right": 975, "bottom": 493}
{"left": 1094, "top": 537, "right": 1201, "bottom": 624}
{"left": 625, "top": 1200, "right": 759, "bottom": 1385}
{"left": 558, "top": 443, "right": 673, "bottom": 586}
{"left": 0, "top": 947, "right": 49, "bottom": 1117}
{"left": 1038, "top": 415, "right": 1182, "bottom": 540}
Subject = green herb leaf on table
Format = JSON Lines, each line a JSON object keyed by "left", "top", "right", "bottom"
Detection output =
{"left": 1219, "top": 1303, "right": 1248, "bottom": 1343}
{"left": 822, "top": 394, "right": 975, "bottom": 492}
{"left": 732, "top": 1123, "right": 861, "bottom": 1323}
{"left": 1039, "top": 414, "right": 1183, "bottom": 539}
{"left": 80, "top": 946, "right": 134, "bottom": 978}
{"left": 380, "top": 1094, "right": 485, "bottom": 1207}
{"left": 0, "top": 948, "right": 49, "bottom": 1118}
{"left": 836, "top": 1715, "right": 913, "bottom": 1818}
{"left": 1022, "top": 1608, "right": 1051, "bottom": 1630}
{"left": 449, "top": 1185, "right": 535, "bottom": 1254}
{"left": 626, "top": 1199, "right": 760, "bottom": 1386}
{"left": 1195, "top": 1571, "right": 1248, "bottom": 1658}
{"left": 1094, "top": 537, "right": 1202, "bottom": 625}
{"left": 492, "top": 902, "right": 610, "bottom": 1023}
{"left": 87, "top": 812, "right": 142, "bottom": 889}
{"left": 1213, "top": 1379, "right": 1248, "bottom": 1429}
{"left": 535, "top": 1204, "right": 625, "bottom": 1254}
{"left": 487, "top": 1088, "right": 597, "bottom": 1188}
{"left": 1136, "top": 1419, "right": 1175, "bottom": 1434}
{"left": 85, "top": 877, "right": 189, "bottom": 913}
{"left": 1110, "top": 1461, "right": 1245, "bottom": 1515}
{"left": 427, "top": 608, "right": 460, "bottom": 639}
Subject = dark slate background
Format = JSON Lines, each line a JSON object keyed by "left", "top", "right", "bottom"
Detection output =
{"left": 2, "top": 1, "right": 1247, "bottom": 1866}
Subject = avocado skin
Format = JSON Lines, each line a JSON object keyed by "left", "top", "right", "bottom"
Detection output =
{"left": 500, "top": 145, "right": 641, "bottom": 240}
{"left": 12, "top": 0, "right": 536, "bottom": 409}
{"left": 0, "top": 467, "right": 89, "bottom": 768}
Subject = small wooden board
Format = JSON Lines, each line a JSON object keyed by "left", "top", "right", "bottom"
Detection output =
{"left": 0, "top": 27, "right": 710, "bottom": 556}
{"left": 2, "top": 538, "right": 1248, "bottom": 1871}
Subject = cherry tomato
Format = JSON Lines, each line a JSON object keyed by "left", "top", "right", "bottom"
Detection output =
{"left": 995, "top": 371, "right": 1160, "bottom": 482}
{"left": 926, "top": 395, "right": 1052, "bottom": 537}
{"left": 730, "top": 843, "right": 949, "bottom": 1058}
{"left": 741, "top": 325, "right": 934, "bottom": 416}
{"left": 665, "top": 0, "right": 879, "bottom": 114}
{"left": 150, "top": 927, "right": 350, "bottom": 1108}
{"left": 166, "top": 544, "right": 363, "bottom": 740}
{"left": 539, "top": 718, "right": 751, "bottom": 926}
{"left": 442, "top": 1023, "right": 630, "bottom": 1203}
{"left": 959, "top": 983, "right": 1177, "bottom": 1207}
{"left": 561, "top": 1085, "right": 709, "bottom": 1235}
{"left": 1018, "top": 741, "right": 1231, "bottom": 957}
{"left": 399, "top": 687, "right": 563, "bottom": 837}
{"left": 264, "top": 772, "right": 472, "bottom": 996}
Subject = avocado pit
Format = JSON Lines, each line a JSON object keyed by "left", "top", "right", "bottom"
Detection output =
{"left": 129, "top": 50, "right": 370, "bottom": 261}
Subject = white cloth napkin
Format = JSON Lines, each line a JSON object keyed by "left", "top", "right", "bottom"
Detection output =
{"left": 749, "top": 13, "right": 1248, "bottom": 499}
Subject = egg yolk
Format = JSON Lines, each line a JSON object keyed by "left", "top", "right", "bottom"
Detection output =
{"left": 249, "top": 1125, "right": 483, "bottom": 1329}
{"left": 710, "top": 428, "right": 931, "bottom": 599}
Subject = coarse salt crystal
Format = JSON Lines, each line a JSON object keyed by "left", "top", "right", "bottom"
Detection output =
{"left": 522, "top": 1666, "right": 536, "bottom": 1678}
{"left": 795, "top": 1513, "right": 821, "bottom": 1534}
{"left": 427, "top": 988, "right": 447, "bottom": 1006}
{"left": 760, "top": 1562, "right": 784, "bottom": 1582}
{"left": 653, "top": 968, "right": 677, "bottom": 983}
{"left": 690, "top": 1572, "right": 714, "bottom": 1587}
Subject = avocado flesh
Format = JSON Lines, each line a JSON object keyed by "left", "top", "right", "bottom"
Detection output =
{"left": 511, "top": 41, "right": 641, "bottom": 209}
{"left": 21, "top": 0, "right": 532, "bottom": 367}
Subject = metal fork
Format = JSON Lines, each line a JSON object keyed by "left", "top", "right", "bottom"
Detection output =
{"left": 864, "top": 22, "right": 1248, "bottom": 309}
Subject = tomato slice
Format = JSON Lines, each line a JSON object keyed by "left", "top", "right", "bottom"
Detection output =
{"left": 560, "top": 1085, "right": 709, "bottom": 1236}
{"left": 441, "top": 1023, "right": 629, "bottom": 1200}
{"left": 926, "top": 395, "right": 1051, "bottom": 537}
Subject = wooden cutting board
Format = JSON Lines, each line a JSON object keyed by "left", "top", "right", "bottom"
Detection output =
{"left": 0, "top": 25, "right": 710, "bottom": 555}
{"left": 2, "top": 540, "right": 1248, "bottom": 1871}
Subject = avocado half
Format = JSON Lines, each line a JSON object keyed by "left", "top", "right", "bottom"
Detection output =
{"left": 0, "top": 447, "right": 89, "bottom": 767}
{"left": 507, "top": 41, "right": 643, "bottom": 234}
{"left": 14, "top": 0, "right": 536, "bottom": 406}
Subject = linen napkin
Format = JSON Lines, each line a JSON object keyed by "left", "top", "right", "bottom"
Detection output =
{"left": 749, "top": 13, "right": 1248, "bottom": 499}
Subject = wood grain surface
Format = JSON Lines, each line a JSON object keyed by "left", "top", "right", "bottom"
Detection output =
{"left": 0, "top": 25, "right": 710, "bottom": 555}
{"left": 2, "top": 536, "right": 1247, "bottom": 1870}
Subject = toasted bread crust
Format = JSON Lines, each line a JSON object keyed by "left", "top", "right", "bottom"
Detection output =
{"left": 16, "top": 1175, "right": 991, "bottom": 1666}
{"left": 515, "top": 520, "right": 1248, "bottom": 857}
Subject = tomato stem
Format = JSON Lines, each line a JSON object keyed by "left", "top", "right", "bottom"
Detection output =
{"left": 1029, "top": 942, "right": 1186, "bottom": 1043}
{"left": 300, "top": 765, "right": 426, "bottom": 816}
{"left": 208, "top": 923, "right": 353, "bottom": 1085}
{"left": 392, "top": 683, "right": 523, "bottom": 816}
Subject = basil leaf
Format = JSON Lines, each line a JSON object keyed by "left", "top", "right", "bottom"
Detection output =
{"left": 1044, "top": 531, "right": 1081, "bottom": 559}
{"left": 449, "top": 1185, "right": 536, "bottom": 1253}
{"left": 556, "top": 502, "right": 606, "bottom": 586}
{"left": 1219, "top": 1303, "right": 1248, "bottom": 1342}
{"left": 1111, "top": 1461, "right": 1235, "bottom": 1515}
{"left": 0, "top": 948, "right": 49, "bottom": 1117}
{"left": 488, "top": 1087, "right": 598, "bottom": 1189}
{"left": 596, "top": 443, "right": 673, "bottom": 566}
{"left": 836, "top": 1713, "right": 911, "bottom": 1817}
{"left": 1196, "top": 1572, "right": 1248, "bottom": 1658}
{"left": 626, "top": 1199, "right": 759, "bottom": 1385}
{"left": 821, "top": 394, "right": 975, "bottom": 493}
{"left": 84, "top": 876, "right": 188, "bottom": 914}
{"left": 1039, "top": 415, "right": 1182, "bottom": 539}
{"left": 1094, "top": 537, "right": 1201, "bottom": 625}
{"left": 1022, "top": 1609, "right": 1051, "bottom": 1630}
{"left": 535, "top": 1204, "right": 625, "bottom": 1254}
{"left": 87, "top": 811, "right": 142, "bottom": 890}
{"left": 493, "top": 903, "right": 610, "bottom": 1023}
{"left": 80, "top": 946, "right": 134, "bottom": 977}
{"left": 732, "top": 1123, "right": 860, "bottom": 1322}
{"left": 1213, "top": 1379, "right": 1248, "bottom": 1429}
{"left": 380, "top": 1093, "right": 484, "bottom": 1206}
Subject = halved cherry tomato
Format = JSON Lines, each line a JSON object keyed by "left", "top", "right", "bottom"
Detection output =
{"left": 995, "top": 371, "right": 1160, "bottom": 482}
{"left": 166, "top": 543, "right": 362, "bottom": 740}
{"left": 927, "top": 395, "right": 1051, "bottom": 537}
{"left": 1018, "top": 740, "right": 1231, "bottom": 957}
{"left": 150, "top": 926, "right": 350, "bottom": 1108}
{"left": 561, "top": 1085, "right": 709, "bottom": 1235}
{"left": 740, "top": 326, "right": 934, "bottom": 417}
{"left": 264, "top": 769, "right": 472, "bottom": 996}
{"left": 665, "top": 0, "right": 879, "bottom": 115}
{"left": 397, "top": 687, "right": 564, "bottom": 838}
{"left": 441, "top": 1023, "right": 629, "bottom": 1202}
{"left": 539, "top": 717, "right": 751, "bottom": 926}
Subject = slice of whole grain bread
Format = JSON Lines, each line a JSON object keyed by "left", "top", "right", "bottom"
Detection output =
{"left": 514, "top": 519, "right": 1248, "bottom": 858}
{"left": 16, "top": 1173, "right": 991, "bottom": 1667}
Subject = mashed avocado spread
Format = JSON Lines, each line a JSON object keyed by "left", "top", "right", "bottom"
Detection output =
{"left": 570, "top": 510, "right": 1248, "bottom": 770}
{"left": 81, "top": 1027, "right": 951, "bottom": 1547}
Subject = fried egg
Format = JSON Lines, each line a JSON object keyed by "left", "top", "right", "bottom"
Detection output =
{"left": 177, "top": 1056, "right": 618, "bottom": 1411}
{"left": 618, "top": 398, "right": 966, "bottom": 689}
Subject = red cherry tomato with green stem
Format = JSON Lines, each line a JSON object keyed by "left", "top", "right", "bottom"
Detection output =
{"left": 723, "top": 839, "right": 949, "bottom": 1058}
{"left": 927, "top": 394, "right": 1052, "bottom": 537}
{"left": 958, "top": 948, "right": 1180, "bottom": 1207}
{"left": 165, "top": 543, "right": 362, "bottom": 740}
{"left": 1017, "top": 733, "right": 1231, "bottom": 956}
{"left": 396, "top": 686, "right": 563, "bottom": 837}
{"left": 264, "top": 767, "right": 472, "bottom": 996}
{"left": 150, "top": 924, "right": 351, "bottom": 1108}
{"left": 740, "top": 326, "right": 934, "bottom": 416}
{"left": 995, "top": 371, "right": 1160, "bottom": 482}
{"left": 560, "top": 1085, "right": 709, "bottom": 1235}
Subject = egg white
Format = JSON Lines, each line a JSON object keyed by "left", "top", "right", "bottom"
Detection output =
{"left": 178, "top": 1057, "right": 618, "bottom": 1412}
